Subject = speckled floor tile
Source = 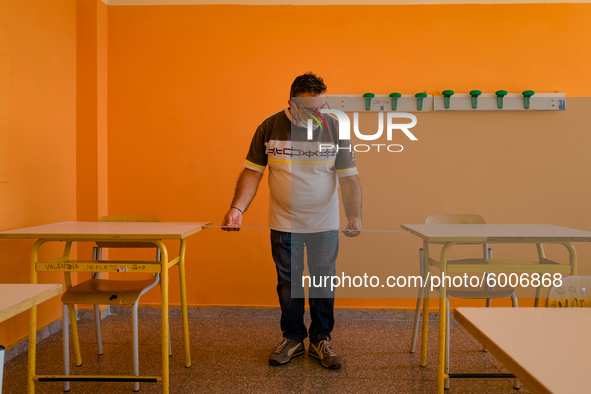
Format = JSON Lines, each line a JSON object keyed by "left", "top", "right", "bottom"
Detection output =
{"left": 112, "top": 305, "right": 283, "bottom": 320}
{"left": 187, "top": 346, "right": 348, "bottom": 379}
{"left": 1, "top": 308, "right": 534, "bottom": 394}
{"left": 333, "top": 309, "right": 416, "bottom": 322}
{"left": 72, "top": 313, "right": 163, "bottom": 346}
{"left": 175, "top": 375, "right": 435, "bottom": 394}
{"left": 341, "top": 348, "right": 506, "bottom": 381}
{"left": 161, "top": 317, "right": 280, "bottom": 348}
{"left": 332, "top": 320, "right": 412, "bottom": 351}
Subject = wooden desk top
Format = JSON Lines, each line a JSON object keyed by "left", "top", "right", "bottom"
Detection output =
{"left": 0, "top": 284, "right": 62, "bottom": 323}
{"left": 454, "top": 307, "right": 591, "bottom": 394}
{"left": 0, "top": 221, "right": 211, "bottom": 241}
{"left": 401, "top": 224, "right": 591, "bottom": 243}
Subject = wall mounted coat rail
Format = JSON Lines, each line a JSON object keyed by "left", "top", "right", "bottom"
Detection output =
{"left": 326, "top": 94, "right": 434, "bottom": 113}
{"left": 326, "top": 92, "right": 565, "bottom": 112}
{"left": 433, "top": 92, "right": 565, "bottom": 111}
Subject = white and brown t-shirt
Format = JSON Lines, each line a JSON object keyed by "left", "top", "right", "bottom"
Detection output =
{"left": 244, "top": 108, "right": 358, "bottom": 233}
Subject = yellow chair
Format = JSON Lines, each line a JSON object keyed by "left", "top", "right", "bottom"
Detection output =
{"left": 546, "top": 276, "right": 591, "bottom": 307}
{"left": 410, "top": 214, "right": 519, "bottom": 389}
{"left": 61, "top": 215, "right": 171, "bottom": 393}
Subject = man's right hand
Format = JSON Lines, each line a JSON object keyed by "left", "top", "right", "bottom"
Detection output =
{"left": 221, "top": 208, "right": 243, "bottom": 231}
{"left": 222, "top": 168, "right": 263, "bottom": 232}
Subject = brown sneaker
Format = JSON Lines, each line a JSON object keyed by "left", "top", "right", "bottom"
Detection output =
{"left": 309, "top": 338, "right": 342, "bottom": 369}
{"left": 269, "top": 338, "right": 305, "bottom": 365}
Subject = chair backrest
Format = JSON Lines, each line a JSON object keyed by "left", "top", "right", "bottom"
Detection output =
{"left": 96, "top": 215, "right": 161, "bottom": 249}
{"left": 546, "top": 276, "right": 591, "bottom": 308}
{"left": 424, "top": 214, "right": 486, "bottom": 225}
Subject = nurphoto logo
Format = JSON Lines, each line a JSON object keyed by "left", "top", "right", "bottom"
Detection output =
{"left": 307, "top": 109, "right": 418, "bottom": 153}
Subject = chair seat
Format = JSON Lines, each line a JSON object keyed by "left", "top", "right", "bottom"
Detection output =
{"left": 61, "top": 279, "right": 157, "bottom": 306}
{"left": 435, "top": 285, "right": 515, "bottom": 299}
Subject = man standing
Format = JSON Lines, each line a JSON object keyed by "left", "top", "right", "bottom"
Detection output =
{"left": 221, "top": 72, "right": 361, "bottom": 369}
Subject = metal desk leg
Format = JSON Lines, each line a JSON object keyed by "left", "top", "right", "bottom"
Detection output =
{"left": 438, "top": 243, "right": 454, "bottom": 394}
{"left": 155, "top": 241, "right": 170, "bottom": 394}
{"left": 420, "top": 241, "right": 431, "bottom": 367}
{"left": 178, "top": 239, "right": 191, "bottom": 368}
{"left": 28, "top": 240, "right": 46, "bottom": 394}
{"left": 60, "top": 243, "right": 81, "bottom": 368}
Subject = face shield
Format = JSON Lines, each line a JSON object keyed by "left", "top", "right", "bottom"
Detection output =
{"left": 290, "top": 96, "right": 330, "bottom": 130}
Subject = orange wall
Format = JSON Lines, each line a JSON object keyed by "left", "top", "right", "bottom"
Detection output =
{"left": 1, "top": 3, "right": 591, "bottom": 351}
{"left": 0, "top": 0, "right": 77, "bottom": 347}
{"left": 106, "top": 4, "right": 591, "bottom": 309}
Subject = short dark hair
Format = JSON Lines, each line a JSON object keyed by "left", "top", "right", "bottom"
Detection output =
{"left": 290, "top": 72, "right": 327, "bottom": 98}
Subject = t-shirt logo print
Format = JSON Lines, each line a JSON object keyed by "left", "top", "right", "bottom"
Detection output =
{"left": 266, "top": 146, "right": 337, "bottom": 159}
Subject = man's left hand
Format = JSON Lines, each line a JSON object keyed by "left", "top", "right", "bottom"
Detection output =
{"left": 342, "top": 218, "right": 362, "bottom": 237}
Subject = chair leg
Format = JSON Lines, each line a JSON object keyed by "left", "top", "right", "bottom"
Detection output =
{"left": 0, "top": 344, "right": 4, "bottom": 393}
{"left": 62, "top": 304, "right": 70, "bottom": 392}
{"left": 92, "top": 246, "right": 104, "bottom": 356}
{"left": 0, "top": 345, "right": 4, "bottom": 393}
{"left": 482, "top": 298, "right": 492, "bottom": 352}
{"left": 445, "top": 297, "right": 450, "bottom": 390}
{"left": 410, "top": 292, "right": 423, "bottom": 354}
{"left": 93, "top": 305, "right": 103, "bottom": 356}
{"left": 510, "top": 294, "right": 520, "bottom": 389}
{"left": 511, "top": 293, "right": 518, "bottom": 308}
{"left": 132, "top": 303, "right": 140, "bottom": 392}
{"left": 411, "top": 248, "right": 425, "bottom": 353}
{"left": 420, "top": 287, "right": 430, "bottom": 367}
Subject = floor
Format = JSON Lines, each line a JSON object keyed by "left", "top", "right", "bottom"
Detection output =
{"left": 2, "top": 307, "right": 529, "bottom": 393}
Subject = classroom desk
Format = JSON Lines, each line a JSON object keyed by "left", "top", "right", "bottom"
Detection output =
{"left": 400, "top": 224, "right": 591, "bottom": 394}
{"left": 0, "top": 221, "right": 210, "bottom": 394}
{"left": 0, "top": 284, "right": 63, "bottom": 394}
{"left": 454, "top": 307, "right": 591, "bottom": 394}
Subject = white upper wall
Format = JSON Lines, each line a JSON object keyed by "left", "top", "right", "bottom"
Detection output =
{"left": 101, "top": 0, "right": 591, "bottom": 5}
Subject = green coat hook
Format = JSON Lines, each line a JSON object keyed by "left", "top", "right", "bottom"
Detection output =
{"left": 442, "top": 90, "right": 454, "bottom": 109}
{"left": 389, "top": 93, "right": 401, "bottom": 111}
{"left": 415, "top": 93, "right": 427, "bottom": 111}
{"left": 363, "top": 93, "right": 375, "bottom": 111}
{"left": 495, "top": 90, "right": 508, "bottom": 109}
{"left": 522, "top": 90, "right": 535, "bottom": 109}
{"left": 469, "top": 90, "right": 482, "bottom": 109}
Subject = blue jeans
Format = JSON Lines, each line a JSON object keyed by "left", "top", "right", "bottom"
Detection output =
{"left": 270, "top": 230, "right": 339, "bottom": 343}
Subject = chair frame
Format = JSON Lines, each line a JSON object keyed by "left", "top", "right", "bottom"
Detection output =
{"left": 61, "top": 216, "right": 171, "bottom": 393}
{"left": 410, "top": 214, "right": 519, "bottom": 390}
{"left": 546, "top": 275, "right": 591, "bottom": 307}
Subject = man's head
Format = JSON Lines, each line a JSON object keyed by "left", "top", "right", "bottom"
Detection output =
{"left": 288, "top": 72, "right": 328, "bottom": 128}
{"left": 289, "top": 72, "right": 327, "bottom": 99}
